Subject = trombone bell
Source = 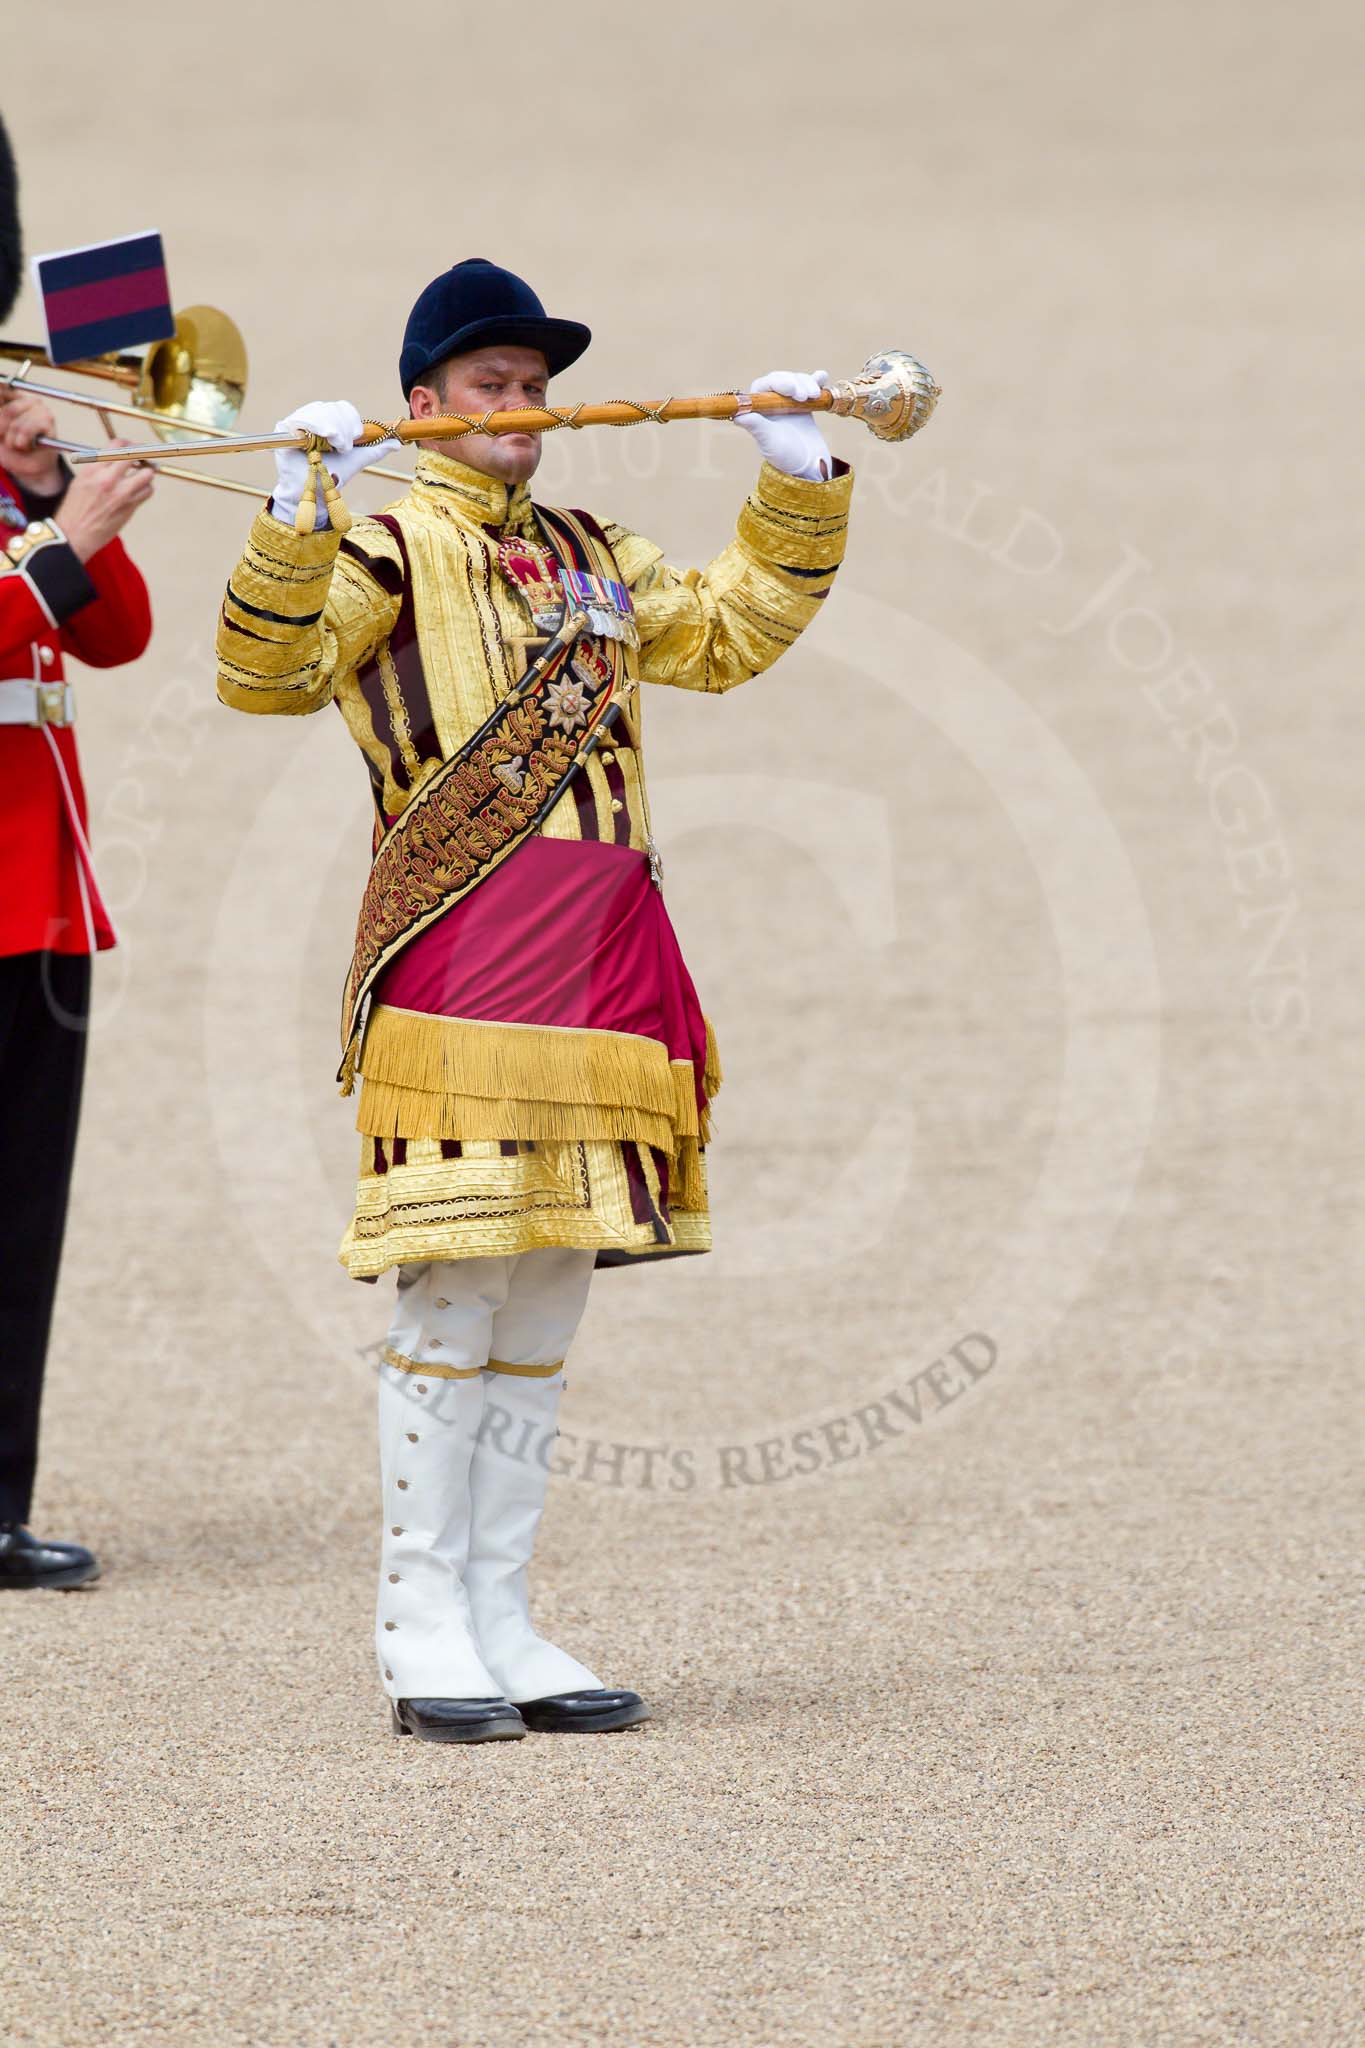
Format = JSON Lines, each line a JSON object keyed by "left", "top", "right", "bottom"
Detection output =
{"left": 0, "top": 299, "right": 260, "bottom": 498}
{"left": 137, "top": 305, "right": 247, "bottom": 440}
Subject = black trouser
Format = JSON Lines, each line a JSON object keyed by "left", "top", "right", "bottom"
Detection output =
{"left": 0, "top": 950, "right": 90, "bottom": 1525}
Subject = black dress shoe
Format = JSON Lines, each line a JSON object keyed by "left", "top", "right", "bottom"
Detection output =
{"left": 518, "top": 1687, "right": 650, "bottom": 1733}
{"left": 0, "top": 1525, "right": 100, "bottom": 1591}
{"left": 390, "top": 1696, "right": 526, "bottom": 1743}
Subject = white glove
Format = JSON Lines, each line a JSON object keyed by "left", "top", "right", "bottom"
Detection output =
{"left": 269, "top": 400, "right": 399, "bottom": 528}
{"left": 732, "top": 370, "right": 833, "bottom": 481}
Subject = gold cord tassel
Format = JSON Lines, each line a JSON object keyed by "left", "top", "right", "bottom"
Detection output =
{"left": 317, "top": 463, "right": 352, "bottom": 535}
{"left": 294, "top": 445, "right": 322, "bottom": 536}
{"left": 292, "top": 438, "right": 352, "bottom": 536}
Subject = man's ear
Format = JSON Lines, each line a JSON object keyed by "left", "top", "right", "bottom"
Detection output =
{"left": 409, "top": 382, "right": 439, "bottom": 420}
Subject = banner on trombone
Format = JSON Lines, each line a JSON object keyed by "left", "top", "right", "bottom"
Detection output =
{"left": 30, "top": 229, "right": 173, "bottom": 366}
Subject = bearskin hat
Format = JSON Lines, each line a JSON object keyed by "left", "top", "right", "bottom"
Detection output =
{"left": 0, "top": 116, "right": 20, "bottom": 327}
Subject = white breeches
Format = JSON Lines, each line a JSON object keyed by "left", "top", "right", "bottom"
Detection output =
{"left": 375, "top": 1248, "right": 600, "bottom": 1702}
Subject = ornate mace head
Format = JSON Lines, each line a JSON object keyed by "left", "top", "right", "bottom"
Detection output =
{"left": 825, "top": 350, "right": 941, "bottom": 442}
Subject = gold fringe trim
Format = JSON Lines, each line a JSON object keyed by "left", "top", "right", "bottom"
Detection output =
{"left": 673, "top": 1137, "right": 705, "bottom": 1213}
{"left": 354, "top": 1004, "right": 718, "bottom": 1208}
{"left": 363, "top": 1005, "right": 676, "bottom": 1109}
{"left": 360, "top": 1005, "right": 716, "bottom": 1138}
{"left": 703, "top": 1016, "right": 722, "bottom": 1100}
{"left": 357, "top": 1078, "right": 678, "bottom": 1152}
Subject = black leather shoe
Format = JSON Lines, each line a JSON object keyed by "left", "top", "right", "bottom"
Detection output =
{"left": 0, "top": 1525, "right": 100, "bottom": 1591}
{"left": 518, "top": 1688, "right": 650, "bottom": 1733}
{"left": 390, "top": 1696, "right": 526, "bottom": 1743}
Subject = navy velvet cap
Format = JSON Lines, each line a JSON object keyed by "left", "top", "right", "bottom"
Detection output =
{"left": 399, "top": 259, "right": 590, "bottom": 397}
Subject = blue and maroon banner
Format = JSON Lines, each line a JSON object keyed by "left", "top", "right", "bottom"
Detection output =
{"left": 30, "top": 230, "right": 173, "bottom": 365}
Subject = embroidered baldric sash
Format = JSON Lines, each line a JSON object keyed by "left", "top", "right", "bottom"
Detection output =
{"left": 337, "top": 505, "right": 629, "bottom": 1088}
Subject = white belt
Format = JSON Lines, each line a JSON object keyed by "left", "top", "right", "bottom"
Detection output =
{"left": 0, "top": 677, "right": 75, "bottom": 727}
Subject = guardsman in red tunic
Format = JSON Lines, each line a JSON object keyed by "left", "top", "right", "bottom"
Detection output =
{"left": 0, "top": 122, "right": 155, "bottom": 1588}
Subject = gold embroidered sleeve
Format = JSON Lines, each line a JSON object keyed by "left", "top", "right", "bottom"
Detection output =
{"left": 216, "top": 511, "right": 401, "bottom": 716}
{"left": 602, "top": 458, "right": 853, "bottom": 695}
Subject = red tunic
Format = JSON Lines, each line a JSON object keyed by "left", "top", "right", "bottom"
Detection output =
{"left": 0, "top": 463, "right": 152, "bottom": 957}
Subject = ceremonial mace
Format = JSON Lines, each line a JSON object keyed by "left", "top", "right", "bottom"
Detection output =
{"left": 70, "top": 352, "right": 941, "bottom": 468}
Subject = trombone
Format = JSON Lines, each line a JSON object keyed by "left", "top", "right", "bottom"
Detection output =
{"left": 0, "top": 304, "right": 411, "bottom": 498}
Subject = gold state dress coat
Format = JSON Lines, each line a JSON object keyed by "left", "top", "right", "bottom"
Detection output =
{"left": 215, "top": 450, "right": 853, "bottom": 1277}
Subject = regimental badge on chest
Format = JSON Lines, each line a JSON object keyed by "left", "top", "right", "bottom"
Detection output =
{"left": 496, "top": 535, "right": 567, "bottom": 635}
{"left": 0, "top": 486, "right": 28, "bottom": 533}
